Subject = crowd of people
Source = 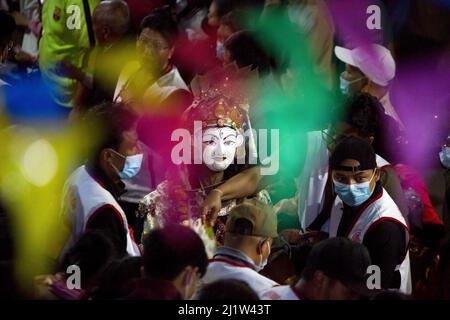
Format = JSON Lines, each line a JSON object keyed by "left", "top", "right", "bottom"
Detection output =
{"left": 0, "top": 0, "right": 449, "bottom": 300}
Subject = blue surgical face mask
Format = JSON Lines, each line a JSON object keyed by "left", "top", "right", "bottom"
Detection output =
{"left": 440, "top": 146, "right": 450, "bottom": 169}
{"left": 216, "top": 40, "right": 225, "bottom": 61}
{"left": 333, "top": 170, "right": 376, "bottom": 207}
{"left": 339, "top": 73, "right": 364, "bottom": 96}
{"left": 110, "top": 150, "right": 143, "bottom": 179}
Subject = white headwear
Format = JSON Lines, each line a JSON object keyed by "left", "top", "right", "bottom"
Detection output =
{"left": 334, "top": 44, "right": 395, "bottom": 86}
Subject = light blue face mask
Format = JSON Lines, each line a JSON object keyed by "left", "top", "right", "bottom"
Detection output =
{"left": 216, "top": 40, "right": 225, "bottom": 61}
{"left": 333, "top": 171, "right": 376, "bottom": 207}
{"left": 440, "top": 146, "right": 450, "bottom": 169}
{"left": 339, "top": 73, "right": 365, "bottom": 96}
{"left": 110, "top": 150, "right": 143, "bottom": 179}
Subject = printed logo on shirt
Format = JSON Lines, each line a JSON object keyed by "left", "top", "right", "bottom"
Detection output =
{"left": 352, "top": 231, "right": 362, "bottom": 242}
{"left": 53, "top": 6, "right": 62, "bottom": 21}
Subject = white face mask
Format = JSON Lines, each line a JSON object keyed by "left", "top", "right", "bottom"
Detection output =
{"left": 201, "top": 127, "right": 241, "bottom": 172}
{"left": 256, "top": 240, "right": 270, "bottom": 272}
{"left": 339, "top": 72, "right": 365, "bottom": 95}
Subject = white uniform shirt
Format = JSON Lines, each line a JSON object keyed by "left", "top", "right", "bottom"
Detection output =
{"left": 198, "top": 257, "right": 278, "bottom": 298}
{"left": 114, "top": 62, "right": 189, "bottom": 104}
{"left": 61, "top": 165, "right": 141, "bottom": 257}
{"left": 260, "top": 285, "right": 302, "bottom": 300}
{"left": 327, "top": 188, "right": 411, "bottom": 294}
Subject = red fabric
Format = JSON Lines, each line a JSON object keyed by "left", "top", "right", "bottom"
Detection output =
{"left": 394, "top": 164, "right": 443, "bottom": 226}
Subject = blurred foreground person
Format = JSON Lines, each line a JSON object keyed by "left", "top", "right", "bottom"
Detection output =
{"left": 261, "top": 237, "right": 372, "bottom": 300}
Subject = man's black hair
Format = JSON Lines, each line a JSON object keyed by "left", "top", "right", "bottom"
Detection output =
{"left": 93, "top": 256, "right": 143, "bottom": 299}
{"left": 140, "top": 10, "right": 179, "bottom": 47}
{"left": 84, "top": 102, "right": 138, "bottom": 164}
{"left": 215, "top": 0, "right": 265, "bottom": 18}
{"left": 333, "top": 92, "right": 403, "bottom": 162}
{"left": 60, "top": 229, "right": 119, "bottom": 286}
{"left": 143, "top": 224, "right": 208, "bottom": 280}
{"left": 0, "top": 11, "right": 15, "bottom": 47}
{"left": 197, "top": 279, "right": 259, "bottom": 300}
{"left": 334, "top": 93, "right": 381, "bottom": 138}
{"left": 224, "top": 30, "right": 271, "bottom": 75}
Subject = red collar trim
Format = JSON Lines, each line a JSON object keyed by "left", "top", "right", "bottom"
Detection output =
{"left": 208, "top": 258, "right": 252, "bottom": 269}
{"left": 344, "top": 188, "right": 384, "bottom": 237}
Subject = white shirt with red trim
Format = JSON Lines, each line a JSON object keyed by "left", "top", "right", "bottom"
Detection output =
{"left": 328, "top": 188, "right": 411, "bottom": 294}
{"left": 61, "top": 165, "right": 141, "bottom": 257}
{"left": 198, "top": 258, "right": 278, "bottom": 297}
{"left": 113, "top": 61, "right": 189, "bottom": 104}
{"left": 260, "top": 285, "right": 301, "bottom": 300}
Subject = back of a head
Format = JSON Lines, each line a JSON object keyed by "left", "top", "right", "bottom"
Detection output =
{"left": 140, "top": 9, "right": 178, "bottom": 46}
{"left": 93, "top": 256, "right": 142, "bottom": 299}
{"left": 216, "top": 0, "right": 264, "bottom": 18}
{"left": 143, "top": 224, "right": 208, "bottom": 281}
{"left": 224, "top": 30, "right": 271, "bottom": 74}
{"left": 93, "top": 0, "right": 130, "bottom": 37}
{"left": 335, "top": 93, "right": 381, "bottom": 138}
{"left": 60, "top": 230, "right": 119, "bottom": 286}
{"left": 84, "top": 102, "right": 138, "bottom": 163}
{"left": 225, "top": 199, "right": 278, "bottom": 243}
{"left": 0, "top": 11, "right": 15, "bottom": 46}
{"left": 197, "top": 279, "right": 259, "bottom": 300}
{"left": 301, "top": 237, "right": 371, "bottom": 286}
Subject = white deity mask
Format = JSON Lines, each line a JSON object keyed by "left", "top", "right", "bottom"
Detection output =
{"left": 200, "top": 127, "right": 243, "bottom": 172}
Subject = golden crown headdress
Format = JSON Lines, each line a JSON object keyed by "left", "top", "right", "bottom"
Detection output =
{"left": 183, "top": 63, "right": 259, "bottom": 130}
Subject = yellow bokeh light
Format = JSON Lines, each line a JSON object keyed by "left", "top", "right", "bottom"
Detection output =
{"left": 21, "top": 139, "right": 58, "bottom": 187}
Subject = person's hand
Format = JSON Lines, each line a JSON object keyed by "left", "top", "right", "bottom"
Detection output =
{"left": 273, "top": 197, "right": 297, "bottom": 216}
{"left": 298, "top": 230, "right": 329, "bottom": 246}
{"left": 55, "top": 61, "right": 82, "bottom": 80}
{"left": 14, "top": 49, "right": 37, "bottom": 65}
{"left": 201, "top": 189, "right": 223, "bottom": 226}
{"left": 28, "top": 20, "right": 42, "bottom": 37}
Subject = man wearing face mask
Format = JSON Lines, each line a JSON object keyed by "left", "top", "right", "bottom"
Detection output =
{"left": 335, "top": 43, "right": 404, "bottom": 131}
{"left": 60, "top": 103, "right": 142, "bottom": 258}
{"left": 325, "top": 137, "right": 411, "bottom": 294}
{"left": 196, "top": 199, "right": 278, "bottom": 296}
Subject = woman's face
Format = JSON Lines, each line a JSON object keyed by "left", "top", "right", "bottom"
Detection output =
{"left": 137, "top": 28, "right": 173, "bottom": 74}
{"left": 207, "top": 1, "right": 220, "bottom": 27}
{"left": 201, "top": 127, "right": 243, "bottom": 172}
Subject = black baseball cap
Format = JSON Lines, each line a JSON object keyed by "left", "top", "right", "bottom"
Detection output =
{"left": 330, "top": 136, "right": 377, "bottom": 172}
{"left": 302, "top": 237, "right": 376, "bottom": 297}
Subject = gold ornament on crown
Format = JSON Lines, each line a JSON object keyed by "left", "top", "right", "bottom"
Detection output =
{"left": 183, "top": 63, "right": 259, "bottom": 130}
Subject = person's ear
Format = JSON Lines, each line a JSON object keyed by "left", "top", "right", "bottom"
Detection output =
{"left": 102, "top": 149, "right": 113, "bottom": 163}
{"left": 236, "top": 133, "right": 244, "bottom": 148}
{"left": 168, "top": 47, "right": 175, "bottom": 60}
{"left": 374, "top": 168, "right": 381, "bottom": 182}
{"left": 182, "top": 266, "right": 193, "bottom": 286}
{"left": 368, "top": 136, "right": 375, "bottom": 145}
{"left": 256, "top": 238, "right": 266, "bottom": 255}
